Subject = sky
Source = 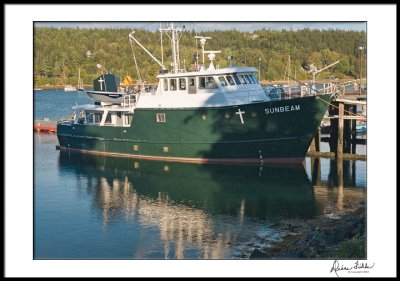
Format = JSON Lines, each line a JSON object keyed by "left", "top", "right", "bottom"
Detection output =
{"left": 34, "top": 21, "right": 366, "bottom": 32}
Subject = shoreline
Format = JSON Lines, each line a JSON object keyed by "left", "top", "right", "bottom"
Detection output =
{"left": 248, "top": 202, "right": 366, "bottom": 259}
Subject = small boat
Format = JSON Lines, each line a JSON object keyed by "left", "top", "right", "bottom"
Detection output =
{"left": 34, "top": 88, "right": 43, "bottom": 91}
{"left": 356, "top": 121, "right": 367, "bottom": 134}
{"left": 84, "top": 72, "right": 135, "bottom": 104}
{"left": 64, "top": 85, "right": 77, "bottom": 92}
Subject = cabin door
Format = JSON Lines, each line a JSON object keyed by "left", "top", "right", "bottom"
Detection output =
{"left": 188, "top": 77, "right": 196, "bottom": 94}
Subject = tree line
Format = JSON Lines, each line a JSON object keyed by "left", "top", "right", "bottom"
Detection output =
{"left": 34, "top": 27, "right": 366, "bottom": 86}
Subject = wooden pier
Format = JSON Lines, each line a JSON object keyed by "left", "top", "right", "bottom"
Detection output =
{"left": 309, "top": 98, "right": 366, "bottom": 159}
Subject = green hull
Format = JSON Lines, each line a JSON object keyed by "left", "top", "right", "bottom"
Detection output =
{"left": 57, "top": 94, "right": 332, "bottom": 163}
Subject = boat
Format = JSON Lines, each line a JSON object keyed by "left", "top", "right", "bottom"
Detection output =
{"left": 57, "top": 23, "right": 339, "bottom": 164}
{"left": 84, "top": 71, "right": 135, "bottom": 103}
{"left": 64, "top": 85, "right": 77, "bottom": 92}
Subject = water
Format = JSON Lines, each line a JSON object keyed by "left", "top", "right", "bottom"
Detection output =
{"left": 34, "top": 90, "right": 367, "bottom": 259}
{"left": 34, "top": 89, "right": 91, "bottom": 120}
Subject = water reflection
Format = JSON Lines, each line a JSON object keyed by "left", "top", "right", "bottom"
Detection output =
{"left": 308, "top": 157, "right": 365, "bottom": 216}
{"left": 58, "top": 152, "right": 322, "bottom": 258}
{"left": 55, "top": 151, "right": 365, "bottom": 259}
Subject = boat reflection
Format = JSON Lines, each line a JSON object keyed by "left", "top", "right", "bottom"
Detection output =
{"left": 58, "top": 152, "right": 322, "bottom": 259}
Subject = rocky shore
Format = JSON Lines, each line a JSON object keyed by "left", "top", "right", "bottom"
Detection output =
{"left": 249, "top": 202, "right": 366, "bottom": 259}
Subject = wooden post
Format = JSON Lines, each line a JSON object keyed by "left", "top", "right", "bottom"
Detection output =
{"left": 337, "top": 103, "right": 344, "bottom": 157}
{"left": 311, "top": 157, "right": 321, "bottom": 186}
{"left": 329, "top": 103, "right": 338, "bottom": 153}
{"left": 309, "top": 138, "right": 316, "bottom": 152}
{"left": 351, "top": 105, "right": 357, "bottom": 154}
{"left": 315, "top": 127, "right": 321, "bottom": 152}
{"left": 337, "top": 158, "right": 344, "bottom": 210}
{"left": 343, "top": 105, "right": 352, "bottom": 153}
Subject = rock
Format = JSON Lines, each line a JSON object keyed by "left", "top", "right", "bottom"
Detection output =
{"left": 249, "top": 248, "right": 269, "bottom": 259}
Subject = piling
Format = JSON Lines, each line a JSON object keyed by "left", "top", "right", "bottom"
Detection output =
{"left": 337, "top": 103, "right": 344, "bottom": 157}
{"left": 351, "top": 105, "right": 357, "bottom": 154}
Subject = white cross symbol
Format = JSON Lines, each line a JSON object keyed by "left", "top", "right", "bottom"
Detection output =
{"left": 235, "top": 108, "right": 245, "bottom": 124}
{"left": 98, "top": 77, "right": 104, "bottom": 90}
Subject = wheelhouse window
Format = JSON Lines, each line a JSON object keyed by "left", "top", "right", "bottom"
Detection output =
{"left": 170, "top": 79, "right": 177, "bottom": 91}
{"left": 179, "top": 78, "right": 186, "bottom": 90}
{"left": 226, "top": 75, "right": 235, "bottom": 85}
{"left": 199, "top": 76, "right": 218, "bottom": 89}
{"left": 156, "top": 113, "right": 166, "bottom": 123}
{"left": 238, "top": 75, "right": 247, "bottom": 84}
{"left": 206, "top": 77, "right": 218, "bottom": 89}
{"left": 232, "top": 74, "right": 241, "bottom": 85}
{"left": 244, "top": 75, "right": 252, "bottom": 84}
{"left": 189, "top": 78, "right": 195, "bottom": 87}
{"left": 251, "top": 74, "right": 259, "bottom": 84}
{"left": 218, "top": 76, "right": 228, "bottom": 87}
{"left": 199, "top": 77, "right": 206, "bottom": 89}
{"left": 163, "top": 79, "right": 168, "bottom": 91}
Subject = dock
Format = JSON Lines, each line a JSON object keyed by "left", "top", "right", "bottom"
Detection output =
{"left": 309, "top": 98, "right": 366, "bottom": 159}
{"left": 34, "top": 119, "right": 57, "bottom": 132}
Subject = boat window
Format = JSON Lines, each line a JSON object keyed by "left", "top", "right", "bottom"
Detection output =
{"left": 206, "top": 77, "right": 218, "bottom": 89}
{"left": 251, "top": 74, "right": 259, "bottom": 84}
{"left": 104, "top": 113, "right": 112, "bottom": 124}
{"left": 199, "top": 76, "right": 218, "bottom": 89}
{"left": 199, "top": 77, "right": 206, "bottom": 89}
{"left": 94, "top": 113, "right": 102, "bottom": 124}
{"left": 179, "top": 78, "right": 186, "bottom": 90}
{"left": 238, "top": 75, "right": 247, "bottom": 84}
{"left": 170, "top": 79, "right": 177, "bottom": 91}
{"left": 218, "top": 76, "right": 228, "bottom": 87}
{"left": 124, "top": 114, "right": 133, "bottom": 125}
{"left": 86, "top": 113, "right": 93, "bottom": 124}
{"left": 247, "top": 75, "right": 256, "bottom": 84}
{"left": 232, "top": 74, "right": 241, "bottom": 85}
{"left": 163, "top": 79, "right": 168, "bottom": 91}
{"left": 189, "top": 78, "right": 195, "bottom": 87}
{"left": 244, "top": 75, "right": 253, "bottom": 84}
{"left": 226, "top": 75, "right": 235, "bottom": 85}
{"left": 156, "top": 113, "right": 166, "bottom": 123}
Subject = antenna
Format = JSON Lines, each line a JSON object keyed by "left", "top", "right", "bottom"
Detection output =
{"left": 194, "top": 36, "right": 212, "bottom": 67}
{"left": 204, "top": 51, "right": 221, "bottom": 70}
{"left": 159, "top": 23, "right": 184, "bottom": 74}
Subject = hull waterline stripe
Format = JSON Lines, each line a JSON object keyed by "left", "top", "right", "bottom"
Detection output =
{"left": 57, "top": 146, "right": 304, "bottom": 165}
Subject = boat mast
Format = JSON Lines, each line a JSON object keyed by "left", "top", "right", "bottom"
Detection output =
{"left": 171, "top": 23, "right": 178, "bottom": 73}
{"left": 78, "top": 67, "right": 81, "bottom": 88}
{"left": 159, "top": 23, "right": 184, "bottom": 74}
